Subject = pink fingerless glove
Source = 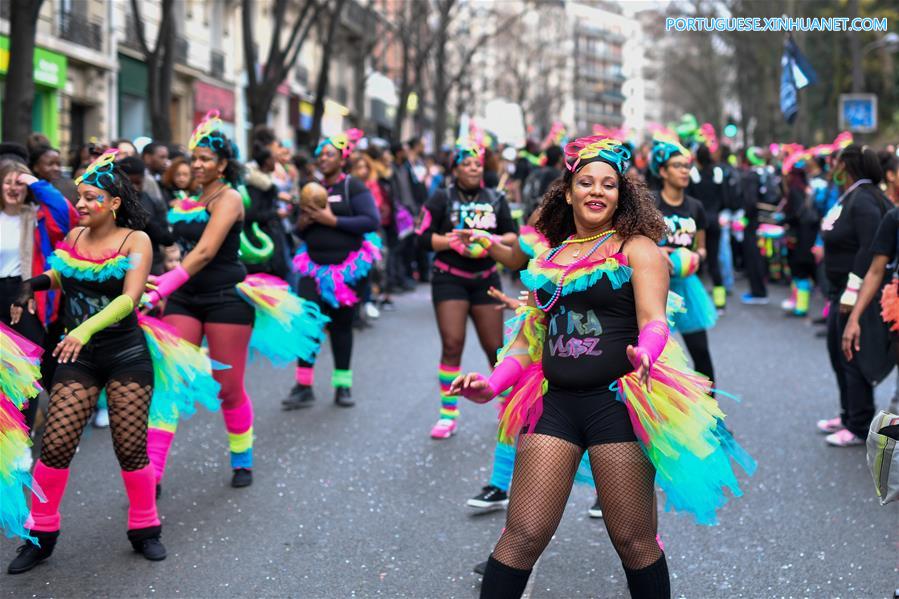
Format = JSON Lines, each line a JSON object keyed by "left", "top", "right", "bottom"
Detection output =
{"left": 145, "top": 265, "right": 190, "bottom": 307}
{"left": 629, "top": 320, "right": 669, "bottom": 371}
{"left": 460, "top": 358, "right": 524, "bottom": 402}
{"left": 448, "top": 234, "right": 469, "bottom": 256}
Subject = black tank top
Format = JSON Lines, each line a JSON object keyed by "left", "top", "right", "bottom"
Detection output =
{"left": 301, "top": 175, "right": 365, "bottom": 265}
{"left": 171, "top": 201, "right": 246, "bottom": 293}
{"left": 535, "top": 251, "right": 638, "bottom": 390}
{"left": 55, "top": 229, "right": 138, "bottom": 338}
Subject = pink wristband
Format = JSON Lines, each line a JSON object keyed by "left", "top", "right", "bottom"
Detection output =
{"left": 630, "top": 320, "right": 669, "bottom": 370}
{"left": 486, "top": 357, "right": 525, "bottom": 397}
{"left": 148, "top": 265, "right": 190, "bottom": 304}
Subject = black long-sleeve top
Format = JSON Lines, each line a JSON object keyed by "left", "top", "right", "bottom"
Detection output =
{"left": 822, "top": 184, "right": 891, "bottom": 291}
{"left": 297, "top": 175, "right": 379, "bottom": 265}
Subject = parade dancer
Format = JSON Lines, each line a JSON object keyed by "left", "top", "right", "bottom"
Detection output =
{"left": 284, "top": 129, "right": 380, "bottom": 409}
{"left": 687, "top": 144, "right": 727, "bottom": 311}
{"left": 6, "top": 150, "right": 166, "bottom": 572}
{"left": 818, "top": 145, "right": 893, "bottom": 446}
{"left": 417, "top": 139, "right": 518, "bottom": 439}
{"left": 453, "top": 136, "right": 754, "bottom": 598}
{"left": 650, "top": 141, "right": 717, "bottom": 380}
{"left": 142, "top": 113, "right": 327, "bottom": 491}
{"left": 842, "top": 203, "right": 899, "bottom": 414}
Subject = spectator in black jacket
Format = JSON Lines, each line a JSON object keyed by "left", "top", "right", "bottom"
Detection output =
{"left": 688, "top": 144, "right": 727, "bottom": 310}
{"left": 118, "top": 155, "right": 174, "bottom": 275}
{"left": 245, "top": 142, "right": 290, "bottom": 278}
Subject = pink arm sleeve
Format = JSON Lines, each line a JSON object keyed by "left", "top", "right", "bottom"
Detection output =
{"left": 146, "top": 265, "right": 190, "bottom": 305}
{"left": 629, "top": 320, "right": 669, "bottom": 370}
{"left": 486, "top": 357, "right": 525, "bottom": 396}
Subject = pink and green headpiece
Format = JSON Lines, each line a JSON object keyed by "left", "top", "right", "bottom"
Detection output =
{"left": 564, "top": 136, "right": 630, "bottom": 174}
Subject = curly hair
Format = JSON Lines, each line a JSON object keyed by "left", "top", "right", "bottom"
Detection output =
{"left": 535, "top": 167, "right": 666, "bottom": 247}
{"left": 86, "top": 164, "right": 149, "bottom": 230}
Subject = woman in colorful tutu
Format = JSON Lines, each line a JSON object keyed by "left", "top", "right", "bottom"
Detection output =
{"left": 416, "top": 139, "right": 518, "bottom": 440}
{"left": 6, "top": 149, "right": 166, "bottom": 572}
{"left": 649, "top": 140, "right": 716, "bottom": 380}
{"left": 452, "top": 136, "right": 753, "bottom": 598}
{"left": 285, "top": 129, "right": 380, "bottom": 409}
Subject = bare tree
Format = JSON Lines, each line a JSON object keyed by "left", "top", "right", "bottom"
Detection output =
{"left": 391, "top": 0, "right": 437, "bottom": 143}
{"left": 310, "top": 0, "right": 349, "bottom": 144}
{"left": 430, "top": 1, "right": 526, "bottom": 148}
{"left": 130, "top": 0, "right": 175, "bottom": 141}
{"left": 242, "top": 0, "right": 319, "bottom": 130}
{"left": 1, "top": 0, "right": 46, "bottom": 144}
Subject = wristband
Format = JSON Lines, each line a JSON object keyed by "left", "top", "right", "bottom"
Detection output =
{"left": 486, "top": 357, "right": 525, "bottom": 397}
{"left": 629, "top": 320, "right": 669, "bottom": 371}
{"left": 470, "top": 230, "right": 502, "bottom": 249}
{"left": 840, "top": 273, "right": 863, "bottom": 307}
{"left": 145, "top": 265, "right": 189, "bottom": 306}
{"left": 68, "top": 295, "right": 135, "bottom": 345}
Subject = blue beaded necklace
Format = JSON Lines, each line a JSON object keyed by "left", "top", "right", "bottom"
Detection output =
{"left": 533, "top": 231, "right": 616, "bottom": 311}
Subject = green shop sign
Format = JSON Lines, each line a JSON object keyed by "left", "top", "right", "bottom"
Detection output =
{"left": 0, "top": 35, "right": 67, "bottom": 89}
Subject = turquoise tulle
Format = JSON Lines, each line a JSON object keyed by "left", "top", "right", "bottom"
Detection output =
{"left": 138, "top": 315, "right": 223, "bottom": 429}
{"left": 236, "top": 273, "right": 330, "bottom": 367}
{"left": 646, "top": 419, "right": 757, "bottom": 525}
{"left": 574, "top": 453, "right": 594, "bottom": 486}
{"left": 668, "top": 274, "right": 717, "bottom": 333}
{"left": 520, "top": 261, "right": 633, "bottom": 298}
{"left": 0, "top": 471, "right": 43, "bottom": 543}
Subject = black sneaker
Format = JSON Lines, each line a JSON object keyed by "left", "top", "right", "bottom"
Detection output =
{"left": 588, "top": 498, "right": 603, "bottom": 519}
{"left": 7, "top": 531, "right": 58, "bottom": 574}
{"left": 334, "top": 387, "right": 355, "bottom": 408}
{"left": 282, "top": 384, "right": 315, "bottom": 410}
{"left": 231, "top": 468, "right": 253, "bottom": 488}
{"left": 466, "top": 485, "right": 508, "bottom": 510}
{"left": 127, "top": 526, "right": 166, "bottom": 561}
{"left": 473, "top": 560, "right": 488, "bottom": 576}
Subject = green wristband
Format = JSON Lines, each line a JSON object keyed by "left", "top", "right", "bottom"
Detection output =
{"left": 68, "top": 295, "right": 135, "bottom": 345}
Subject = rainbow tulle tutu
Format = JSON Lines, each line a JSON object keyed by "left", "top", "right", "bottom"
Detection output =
{"left": 236, "top": 273, "right": 330, "bottom": 366}
{"left": 495, "top": 308, "right": 754, "bottom": 526}
{"left": 518, "top": 225, "right": 550, "bottom": 259}
{"left": 668, "top": 274, "right": 716, "bottom": 334}
{"left": 0, "top": 323, "right": 46, "bottom": 542}
{"left": 139, "top": 315, "right": 223, "bottom": 429}
{"left": 293, "top": 233, "right": 382, "bottom": 308}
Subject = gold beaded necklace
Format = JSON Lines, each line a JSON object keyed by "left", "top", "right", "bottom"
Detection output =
{"left": 562, "top": 229, "right": 616, "bottom": 257}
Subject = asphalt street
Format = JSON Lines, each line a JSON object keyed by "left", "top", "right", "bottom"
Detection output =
{"left": 2, "top": 277, "right": 897, "bottom": 598}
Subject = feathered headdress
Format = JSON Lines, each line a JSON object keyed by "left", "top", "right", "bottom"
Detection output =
{"left": 189, "top": 110, "right": 228, "bottom": 152}
{"left": 452, "top": 138, "right": 486, "bottom": 165}
{"left": 563, "top": 136, "right": 631, "bottom": 174}
{"left": 74, "top": 148, "right": 119, "bottom": 189}
{"left": 649, "top": 140, "right": 690, "bottom": 177}
{"left": 314, "top": 128, "right": 364, "bottom": 158}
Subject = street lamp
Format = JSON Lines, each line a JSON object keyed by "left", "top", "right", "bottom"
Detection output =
{"left": 863, "top": 32, "right": 899, "bottom": 55}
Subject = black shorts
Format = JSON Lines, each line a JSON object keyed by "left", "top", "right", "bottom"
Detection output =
{"left": 430, "top": 269, "right": 501, "bottom": 306}
{"left": 165, "top": 286, "right": 254, "bottom": 325}
{"left": 527, "top": 383, "right": 637, "bottom": 449}
{"left": 53, "top": 326, "right": 153, "bottom": 387}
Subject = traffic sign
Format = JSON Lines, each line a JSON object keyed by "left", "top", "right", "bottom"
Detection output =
{"left": 839, "top": 94, "right": 878, "bottom": 133}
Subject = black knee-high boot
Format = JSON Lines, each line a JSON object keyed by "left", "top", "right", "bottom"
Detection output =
{"left": 480, "top": 555, "right": 532, "bottom": 599}
{"left": 624, "top": 554, "right": 670, "bottom": 599}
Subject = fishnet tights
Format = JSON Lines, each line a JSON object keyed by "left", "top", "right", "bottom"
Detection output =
{"left": 493, "top": 435, "right": 661, "bottom": 571}
{"left": 41, "top": 372, "right": 153, "bottom": 471}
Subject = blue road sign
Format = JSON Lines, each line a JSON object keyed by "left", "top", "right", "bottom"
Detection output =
{"left": 839, "top": 94, "right": 878, "bottom": 133}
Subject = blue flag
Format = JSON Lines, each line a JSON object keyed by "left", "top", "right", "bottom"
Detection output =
{"left": 780, "top": 38, "right": 818, "bottom": 124}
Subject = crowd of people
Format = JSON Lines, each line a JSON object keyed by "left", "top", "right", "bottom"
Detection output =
{"left": 1, "top": 112, "right": 897, "bottom": 598}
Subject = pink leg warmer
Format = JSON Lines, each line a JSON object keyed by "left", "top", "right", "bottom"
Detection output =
{"left": 26, "top": 460, "right": 70, "bottom": 532}
{"left": 121, "top": 465, "right": 161, "bottom": 530}
{"left": 146, "top": 427, "right": 176, "bottom": 484}
{"left": 221, "top": 394, "right": 253, "bottom": 435}
{"left": 295, "top": 366, "right": 314, "bottom": 386}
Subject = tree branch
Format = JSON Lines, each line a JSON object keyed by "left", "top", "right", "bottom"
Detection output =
{"left": 130, "top": 0, "right": 151, "bottom": 56}
{"left": 242, "top": 0, "right": 258, "bottom": 92}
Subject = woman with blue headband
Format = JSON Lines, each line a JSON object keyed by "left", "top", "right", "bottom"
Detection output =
{"left": 650, "top": 140, "right": 717, "bottom": 382}
{"left": 6, "top": 149, "right": 167, "bottom": 572}
{"left": 416, "top": 139, "right": 518, "bottom": 441}
{"left": 453, "top": 136, "right": 753, "bottom": 598}
{"left": 285, "top": 129, "right": 380, "bottom": 409}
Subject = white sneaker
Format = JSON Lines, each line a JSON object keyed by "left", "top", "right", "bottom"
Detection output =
{"left": 364, "top": 302, "right": 380, "bottom": 319}
{"left": 93, "top": 407, "right": 110, "bottom": 428}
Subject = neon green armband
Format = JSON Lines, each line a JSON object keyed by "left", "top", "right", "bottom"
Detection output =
{"left": 68, "top": 295, "right": 135, "bottom": 345}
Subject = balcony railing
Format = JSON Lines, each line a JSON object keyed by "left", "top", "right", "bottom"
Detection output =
{"left": 210, "top": 49, "right": 225, "bottom": 79}
{"left": 59, "top": 12, "right": 103, "bottom": 52}
{"left": 122, "top": 15, "right": 142, "bottom": 50}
